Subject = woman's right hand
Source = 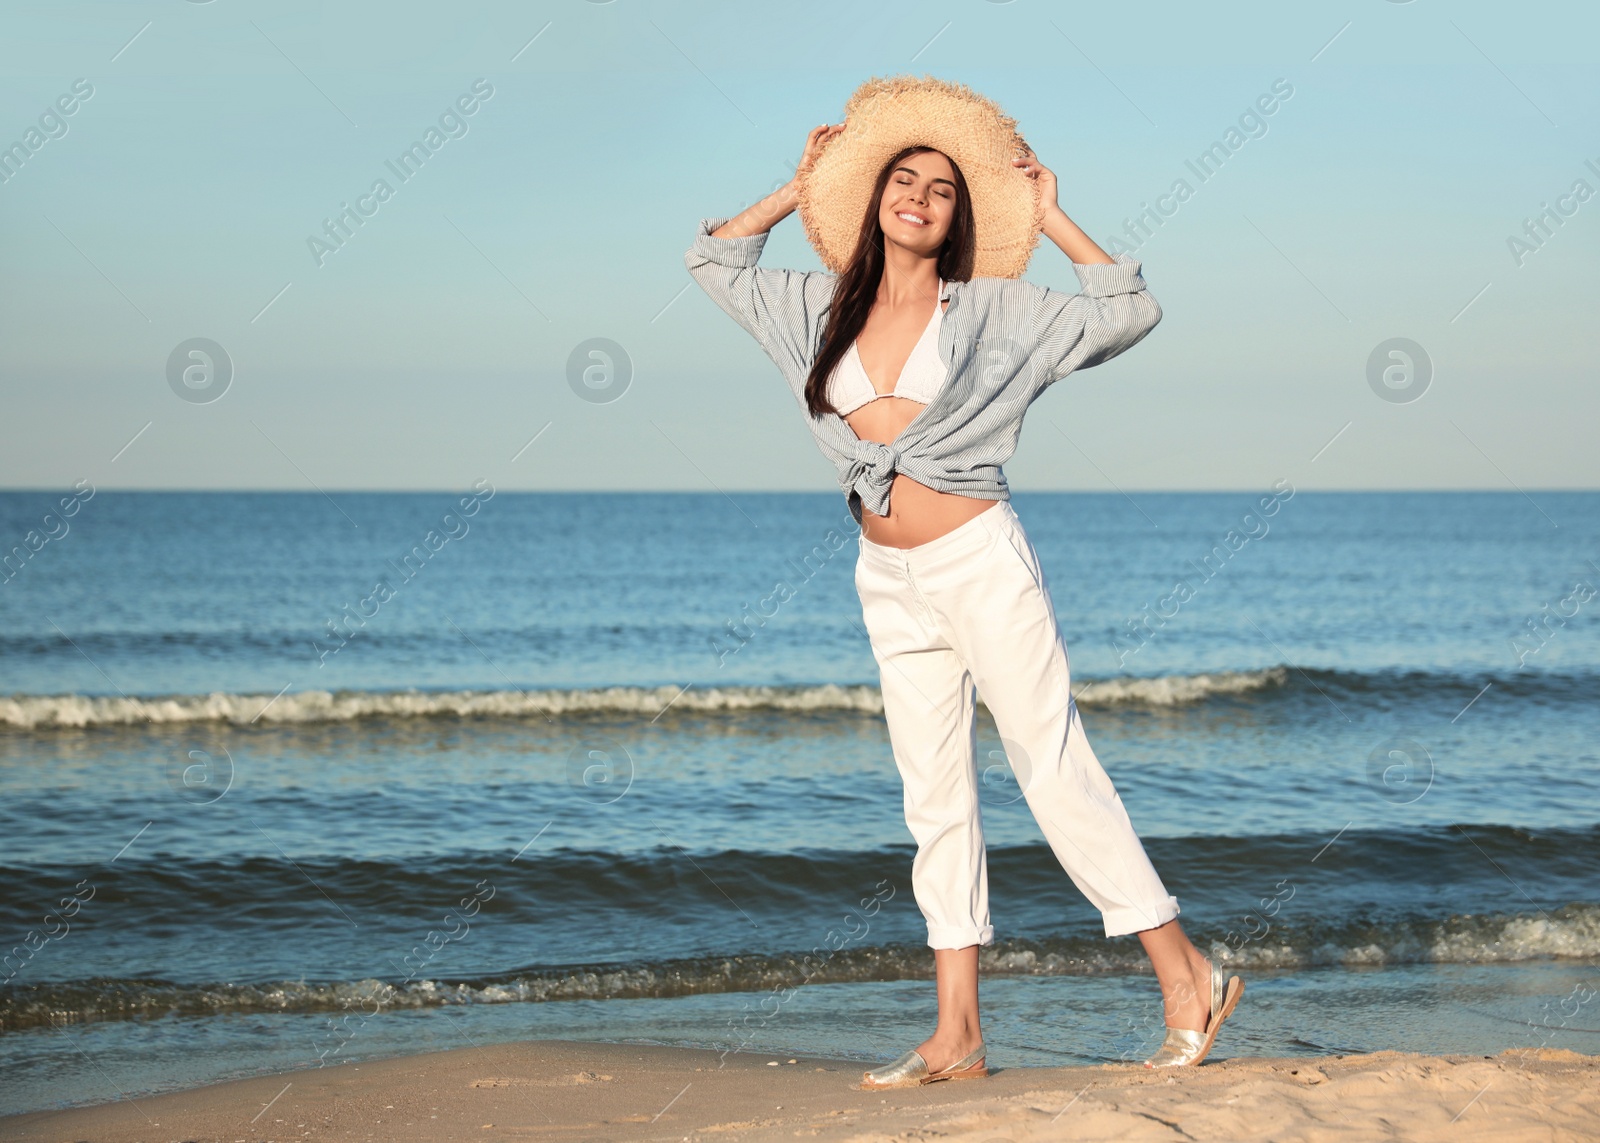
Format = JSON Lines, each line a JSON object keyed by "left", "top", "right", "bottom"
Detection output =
{"left": 791, "top": 122, "right": 845, "bottom": 187}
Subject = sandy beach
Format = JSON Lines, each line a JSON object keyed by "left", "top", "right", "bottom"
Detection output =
{"left": 2, "top": 1040, "right": 1596, "bottom": 1142}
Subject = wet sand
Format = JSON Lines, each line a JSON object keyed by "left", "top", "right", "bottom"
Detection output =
{"left": 2, "top": 1040, "right": 1596, "bottom": 1142}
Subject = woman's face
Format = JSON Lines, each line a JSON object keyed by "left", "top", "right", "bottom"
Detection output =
{"left": 877, "top": 149, "right": 957, "bottom": 258}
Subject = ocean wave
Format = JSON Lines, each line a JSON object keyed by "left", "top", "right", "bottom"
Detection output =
{"left": 6, "top": 825, "right": 1595, "bottom": 924}
{"left": 6, "top": 904, "right": 1596, "bottom": 1035}
{"left": 1072, "top": 667, "right": 1288, "bottom": 706}
{"left": 0, "top": 668, "right": 1289, "bottom": 729}
{"left": 1207, "top": 904, "right": 1600, "bottom": 971}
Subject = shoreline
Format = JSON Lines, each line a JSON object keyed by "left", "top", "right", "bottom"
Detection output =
{"left": 2, "top": 1040, "right": 1595, "bottom": 1142}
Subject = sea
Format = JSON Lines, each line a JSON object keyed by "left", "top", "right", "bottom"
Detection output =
{"left": 2, "top": 488, "right": 1597, "bottom": 1116}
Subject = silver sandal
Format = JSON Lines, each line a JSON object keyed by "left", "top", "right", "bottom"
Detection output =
{"left": 860, "top": 1041, "right": 989, "bottom": 1089}
{"left": 1144, "top": 959, "right": 1243, "bottom": 1068}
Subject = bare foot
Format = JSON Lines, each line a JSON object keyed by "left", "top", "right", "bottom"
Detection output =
{"left": 1165, "top": 951, "right": 1214, "bottom": 1032}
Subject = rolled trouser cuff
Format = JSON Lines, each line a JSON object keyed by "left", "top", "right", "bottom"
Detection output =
{"left": 1102, "top": 895, "right": 1181, "bottom": 939}
{"left": 926, "top": 921, "right": 995, "bottom": 950}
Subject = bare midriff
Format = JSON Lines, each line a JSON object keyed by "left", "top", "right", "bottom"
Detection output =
{"left": 844, "top": 395, "right": 998, "bottom": 549}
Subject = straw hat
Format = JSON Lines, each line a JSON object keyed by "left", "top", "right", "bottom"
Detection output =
{"left": 794, "top": 75, "right": 1045, "bottom": 279}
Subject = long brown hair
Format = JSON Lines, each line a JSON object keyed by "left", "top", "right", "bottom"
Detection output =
{"left": 804, "top": 146, "right": 976, "bottom": 418}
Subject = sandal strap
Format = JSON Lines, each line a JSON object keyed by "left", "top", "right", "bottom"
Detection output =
{"left": 1144, "top": 1025, "right": 1207, "bottom": 1067}
{"left": 934, "top": 1042, "right": 986, "bottom": 1075}
{"left": 1165, "top": 1026, "right": 1206, "bottom": 1050}
{"left": 863, "top": 1048, "right": 928, "bottom": 1085}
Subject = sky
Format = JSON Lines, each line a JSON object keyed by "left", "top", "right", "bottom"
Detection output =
{"left": 1, "top": 0, "right": 1596, "bottom": 494}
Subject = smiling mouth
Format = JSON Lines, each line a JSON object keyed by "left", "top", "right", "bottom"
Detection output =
{"left": 895, "top": 211, "right": 930, "bottom": 227}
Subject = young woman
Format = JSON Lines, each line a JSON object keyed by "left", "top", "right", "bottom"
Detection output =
{"left": 685, "top": 79, "right": 1242, "bottom": 1088}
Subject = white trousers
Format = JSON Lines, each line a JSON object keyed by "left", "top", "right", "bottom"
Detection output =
{"left": 855, "top": 500, "right": 1180, "bottom": 948}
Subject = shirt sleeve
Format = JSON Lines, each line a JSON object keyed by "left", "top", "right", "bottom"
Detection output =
{"left": 1026, "top": 253, "right": 1162, "bottom": 387}
{"left": 683, "top": 217, "right": 832, "bottom": 374}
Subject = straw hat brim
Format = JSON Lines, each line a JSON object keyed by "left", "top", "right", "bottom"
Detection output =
{"left": 794, "top": 75, "right": 1045, "bottom": 280}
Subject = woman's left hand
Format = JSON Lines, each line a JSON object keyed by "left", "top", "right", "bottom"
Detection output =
{"left": 1013, "top": 148, "right": 1060, "bottom": 215}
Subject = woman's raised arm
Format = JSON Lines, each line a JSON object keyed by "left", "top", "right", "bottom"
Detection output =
{"left": 712, "top": 124, "right": 844, "bottom": 239}
{"left": 1013, "top": 149, "right": 1114, "bottom": 265}
{"left": 1010, "top": 149, "right": 1160, "bottom": 386}
{"left": 685, "top": 124, "right": 845, "bottom": 373}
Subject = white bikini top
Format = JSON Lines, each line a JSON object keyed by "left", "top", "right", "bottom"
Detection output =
{"left": 826, "top": 282, "right": 949, "bottom": 417}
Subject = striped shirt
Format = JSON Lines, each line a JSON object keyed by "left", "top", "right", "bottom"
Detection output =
{"left": 685, "top": 216, "right": 1162, "bottom": 525}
